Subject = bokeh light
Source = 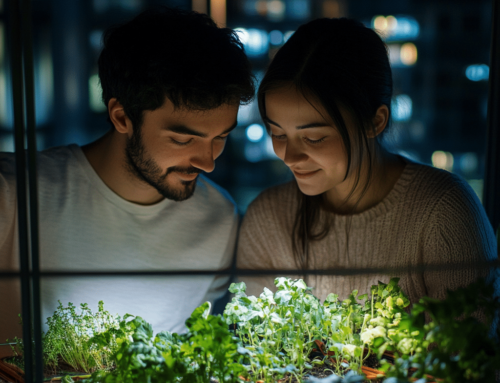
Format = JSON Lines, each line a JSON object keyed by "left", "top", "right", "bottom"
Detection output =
{"left": 400, "top": 43, "right": 417, "bottom": 66}
{"left": 465, "top": 64, "right": 489, "bottom": 81}
{"left": 246, "top": 124, "right": 265, "bottom": 142}
{"left": 432, "top": 151, "right": 454, "bottom": 172}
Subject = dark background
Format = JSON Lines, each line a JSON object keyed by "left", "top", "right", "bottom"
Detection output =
{"left": 0, "top": 0, "right": 491, "bottom": 213}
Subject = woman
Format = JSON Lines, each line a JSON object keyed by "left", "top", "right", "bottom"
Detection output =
{"left": 236, "top": 18, "right": 497, "bottom": 304}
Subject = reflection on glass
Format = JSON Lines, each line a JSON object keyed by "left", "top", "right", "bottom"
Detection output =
{"left": 0, "top": 22, "right": 12, "bottom": 130}
{"left": 89, "top": 74, "right": 107, "bottom": 113}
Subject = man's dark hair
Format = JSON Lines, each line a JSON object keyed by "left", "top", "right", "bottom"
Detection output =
{"left": 98, "top": 7, "right": 255, "bottom": 129}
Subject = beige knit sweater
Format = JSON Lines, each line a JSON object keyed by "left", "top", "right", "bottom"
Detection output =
{"left": 236, "top": 160, "right": 498, "bottom": 305}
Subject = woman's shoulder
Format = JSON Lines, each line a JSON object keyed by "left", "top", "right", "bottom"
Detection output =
{"left": 241, "top": 181, "right": 298, "bottom": 231}
{"left": 403, "top": 159, "right": 480, "bottom": 208}
{"left": 402, "top": 159, "right": 494, "bottom": 242}
{"left": 246, "top": 180, "right": 299, "bottom": 214}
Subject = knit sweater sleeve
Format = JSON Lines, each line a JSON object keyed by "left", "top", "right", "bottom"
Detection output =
{"left": 422, "top": 177, "right": 498, "bottom": 301}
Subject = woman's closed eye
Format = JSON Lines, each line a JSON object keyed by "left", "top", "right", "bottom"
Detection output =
{"left": 271, "top": 133, "right": 287, "bottom": 140}
{"left": 271, "top": 133, "right": 327, "bottom": 144}
{"left": 304, "top": 136, "right": 326, "bottom": 144}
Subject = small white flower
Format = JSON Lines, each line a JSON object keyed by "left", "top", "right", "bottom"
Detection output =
{"left": 361, "top": 326, "right": 387, "bottom": 345}
{"left": 260, "top": 288, "right": 276, "bottom": 304}
{"left": 343, "top": 344, "right": 358, "bottom": 357}
{"left": 397, "top": 337, "right": 417, "bottom": 354}
{"left": 369, "top": 316, "right": 387, "bottom": 327}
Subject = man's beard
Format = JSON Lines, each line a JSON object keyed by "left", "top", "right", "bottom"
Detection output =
{"left": 125, "top": 128, "right": 200, "bottom": 202}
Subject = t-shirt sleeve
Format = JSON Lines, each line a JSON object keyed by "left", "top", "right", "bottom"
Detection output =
{"left": 422, "top": 179, "right": 498, "bottom": 301}
{"left": 201, "top": 208, "right": 239, "bottom": 307}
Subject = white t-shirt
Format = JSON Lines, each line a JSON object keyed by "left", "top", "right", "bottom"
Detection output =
{"left": 0, "top": 144, "right": 238, "bottom": 346}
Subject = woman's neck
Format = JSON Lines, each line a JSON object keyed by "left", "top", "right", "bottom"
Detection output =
{"left": 323, "top": 149, "right": 406, "bottom": 215}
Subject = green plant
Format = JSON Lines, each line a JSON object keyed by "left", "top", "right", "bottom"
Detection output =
{"left": 9, "top": 301, "right": 120, "bottom": 374}
{"left": 82, "top": 302, "right": 245, "bottom": 383}
{"left": 380, "top": 279, "right": 500, "bottom": 382}
{"left": 224, "top": 277, "right": 396, "bottom": 381}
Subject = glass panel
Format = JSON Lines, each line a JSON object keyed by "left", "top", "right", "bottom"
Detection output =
{"left": 220, "top": 0, "right": 491, "bottom": 208}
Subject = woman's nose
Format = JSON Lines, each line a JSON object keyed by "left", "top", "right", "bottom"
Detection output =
{"left": 283, "top": 139, "right": 308, "bottom": 167}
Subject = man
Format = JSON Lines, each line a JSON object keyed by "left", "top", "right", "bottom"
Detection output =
{"left": 0, "top": 6, "right": 254, "bottom": 352}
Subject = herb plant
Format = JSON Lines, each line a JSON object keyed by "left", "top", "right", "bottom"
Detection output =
{"left": 82, "top": 302, "right": 245, "bottom": 383}
{"left": 9, "top": 301, "right": 120, "bottom": 374}
{"left": 380, "top": 279, "right": 500, "bottom": 382}
{"left": 7, "top": 276, "right": 499, "bottom": 382}
{"left": 223, "top": 278, "right": 411, "bottom": 381}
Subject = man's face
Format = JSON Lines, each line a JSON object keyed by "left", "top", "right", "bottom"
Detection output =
{"left": 125, "top": 99, "right": 239, "bottom": 201}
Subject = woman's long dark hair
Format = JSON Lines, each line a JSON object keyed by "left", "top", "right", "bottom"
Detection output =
{"left": 257, "top": 18, "right": 393, "bottom": 272}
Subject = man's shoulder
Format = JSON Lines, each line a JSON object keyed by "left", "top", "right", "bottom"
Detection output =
{"left": 193, "top": 175, "right": 237, "bottom": 213}
{"left": 1, "top": 144, "right": 78, "bottom": 173}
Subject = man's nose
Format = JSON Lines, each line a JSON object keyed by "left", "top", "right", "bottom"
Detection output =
{"left": 191, "top": 143, "right": 216, "bottom": 173}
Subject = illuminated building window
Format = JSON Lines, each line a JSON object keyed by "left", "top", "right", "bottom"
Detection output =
{"left": 388, "top": 43, "right": 418, "bottom": 67}
{"left": 465, "top": 64, "right": 489, "bottom": 81}
{"left": 287, "top": 0, "right": 309, "bottom": 20}
{"left": 93, "top": 0, "right": 143, "bottom": 13}
{"left": 432, "top": 151, "right": 454, "bottom": 172}
{"left": 269, "top": 30, "right": 283, "bottom": 45}
{"left": 400, "top": 43, "right": 417, "bottom": 66}
{"left": 267, "top": 0, "right": 285, "bottom": 22}
{"left": 322, "top": 0, "right": 341, "bottom": 18}
{"left": 372, "top": 15, "right": 420, "bottom": 41}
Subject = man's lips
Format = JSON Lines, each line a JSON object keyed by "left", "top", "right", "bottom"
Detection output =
{"left": 174, "top": 172, "right": 199, "bottom": 181}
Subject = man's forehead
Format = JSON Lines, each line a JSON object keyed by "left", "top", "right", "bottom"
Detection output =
{"left": 155, "top": 103, "right": 239, "bottom": 137}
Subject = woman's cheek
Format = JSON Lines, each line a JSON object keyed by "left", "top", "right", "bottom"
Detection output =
{"left": 272, "top": 140, "right": 286, "bottom": 160}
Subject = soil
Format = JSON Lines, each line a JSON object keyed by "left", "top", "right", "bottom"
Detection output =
{"left": 1, "top": 356, "right": 95, "bottom": 382}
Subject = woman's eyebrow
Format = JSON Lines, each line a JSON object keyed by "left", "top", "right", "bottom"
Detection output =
{"left": 296, "top": 122, "right": 330, "bottom": 130}
{"left": 264, "top": 116, "right": 282, "bottom": 128}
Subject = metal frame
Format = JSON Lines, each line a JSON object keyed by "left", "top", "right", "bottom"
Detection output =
{"left": 8, "top": 0, "right": 43, "bottom": 381}
{"left": 484, "top": 0, "right": 500, "bottom": 236}
{"left": 5, "top": 0, "right": 500, "bottom": 382}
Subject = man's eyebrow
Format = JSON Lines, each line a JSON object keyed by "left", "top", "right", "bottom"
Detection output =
{"left": 167, "top": 120, "right": 238, "bottom": 138}
{"left": 264, "top": 117, "right": 329, "bottom": 130}
{"left": 168, "top": 125, "right": 207, "bottom": 138}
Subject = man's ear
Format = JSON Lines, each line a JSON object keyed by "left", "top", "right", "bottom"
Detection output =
{"left": 368, "top": 104, "right": 390, "bottom": 138}
{"left": 108, "top": 98, "right": 133, "bottom": 135}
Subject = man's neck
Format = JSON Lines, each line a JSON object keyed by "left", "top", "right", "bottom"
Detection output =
{"left": 81, "top": 131, "right": 165, "bottom": 205}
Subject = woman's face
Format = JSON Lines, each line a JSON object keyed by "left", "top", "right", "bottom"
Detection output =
{"left": 264, "top": 86, "right": 352, "bottom": 197}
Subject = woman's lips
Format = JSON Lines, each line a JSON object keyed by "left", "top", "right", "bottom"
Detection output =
{"left": 293, "top": 169, "right": 320, "bottom": 179}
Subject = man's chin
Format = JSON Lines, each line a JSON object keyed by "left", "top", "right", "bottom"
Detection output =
{"left": 158, "top": 181, "right": 197, "bottom": 202}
